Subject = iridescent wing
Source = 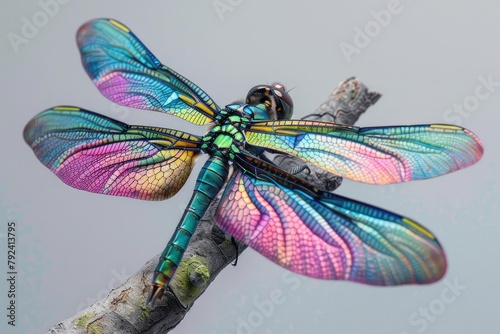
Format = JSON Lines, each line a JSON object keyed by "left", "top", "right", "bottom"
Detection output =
{"left": 24, "top": 106, "right": 202, "bottom": 200}
{"left": 245, "top": 121, "right": 484, "bottom": 184}
{"left": 216, "top": 152, "right": 446, "bottom": 284}
{"left": 77, "top": 18, "right": 219, "bottom": 125}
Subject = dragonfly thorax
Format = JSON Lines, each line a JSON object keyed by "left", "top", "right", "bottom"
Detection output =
{"left": 201, "top": 108, "right": 250, "bottom": 160}
{"left": 199, "top": 87, "right": 293, "bottom": 159}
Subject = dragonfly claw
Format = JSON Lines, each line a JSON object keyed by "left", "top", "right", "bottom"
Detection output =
{"left": 146, "top": 284, "right": 165, "bottom": 307}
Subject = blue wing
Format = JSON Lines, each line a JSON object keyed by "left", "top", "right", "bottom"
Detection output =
{"left": 77, "top": 18, "right": 220, "bottom": 125}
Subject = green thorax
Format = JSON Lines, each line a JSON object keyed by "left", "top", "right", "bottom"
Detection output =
{"left": 200, "top": 108, "right": 251, "bottom": 160}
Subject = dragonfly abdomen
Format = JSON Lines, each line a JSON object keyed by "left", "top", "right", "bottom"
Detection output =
{"left": 148, "top": 152, "right": 229, "bottom": 305}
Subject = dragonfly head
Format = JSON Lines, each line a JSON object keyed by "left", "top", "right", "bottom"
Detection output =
{"left": 246, "top": 83, "right": 294, "bottom": 120}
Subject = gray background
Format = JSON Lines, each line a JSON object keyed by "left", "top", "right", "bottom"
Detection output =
{"left": 1, "top": 0, "right": 498, "bottom": 333}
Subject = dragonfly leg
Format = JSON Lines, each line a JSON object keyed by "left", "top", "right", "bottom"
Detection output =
{"left": 231, "top": 236, "right": 239, "bottom": 267}
{"left": 146, "top": 153, "right": 229, "bottom": 307}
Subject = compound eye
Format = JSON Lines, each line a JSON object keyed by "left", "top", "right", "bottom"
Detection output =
{"left": 270, "top": 83, "right": 294, "bottom": 120}
{"left": 245, "top": 85, "right": 269, "bottom": 104}
{"left": 246, "top": 84, "right": 294, "bottom": 120}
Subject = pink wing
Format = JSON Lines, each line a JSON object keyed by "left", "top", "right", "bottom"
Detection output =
{"left": 24, "top": 106, "right": 202, "bottom": 200}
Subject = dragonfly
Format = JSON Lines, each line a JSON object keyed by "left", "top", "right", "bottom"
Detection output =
{"left": 24, "top": 18, "right": 484, "bottom": 307}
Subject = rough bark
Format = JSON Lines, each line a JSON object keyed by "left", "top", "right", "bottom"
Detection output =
{"left": 47, "top": 77, "right": 380, "bottom": 334}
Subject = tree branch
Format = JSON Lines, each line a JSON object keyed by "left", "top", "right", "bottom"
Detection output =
{"left": 47, "top": 77, "right": 380, "bottom": 334}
